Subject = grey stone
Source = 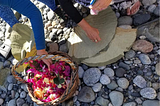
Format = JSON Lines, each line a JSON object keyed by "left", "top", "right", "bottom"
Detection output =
{"left": 83, "top": 68, "right": 101, "bottom": 86}
{"left": 77, "top": 86, "right": 96, "bottom": 102}
{"left": 152, "top": 83, "right": 160, "bottom": 90}
{"left": 117, "top": 78, "right": 129, "bottom": 89}
{"left": 157, "top": 92, "right": 160, "bottom": 100}
{"left": 142, "top": 100, "right": 160, "bottom": 106}
{"left": 104, "top": 68, "right": 114, "bottom": 77}
{"left": 8, "top": 99, "right": 16, "bottom": 106}
{"left": 76, "top": 101, "right": 80, "bottom": 106}
{"left": 95, "top": 96, "right": 110, "bottom": 106}
{"left": 8, "top": 83, "right": 13, "bottom": 91}
{"left": 134, "top": 59, "right": 141, "bottom": 64}
{"left": 119, "top": 62, "right": 130, "bottom": 70}
{"left": 7, "top": 75, "right": 17, "bottom": 83}
{"left": 0, "top": 98, "right": 4, "bottom": 105}
{"left": 154, "top": 6, "right": 160, "bottom": 16}
{"left": 78, "top": 66, "right": 84, "bottom": 78}
{"left": 100, "top": 74, "right": 111, "bottom": 85}
{"left": 0, "top": 62, "right": 3, "bottom": 69}
{"left": 47, "top": 42, "right": 59, "bottom": 53}
{"left": 26, "top": 94, "right": 32, "bottom": 103}
{"left": 123, "top": 102, "right": 136, "bottom": 106}
{"left": 16, "top": 98, "right": 25, "bottom": 106}
{"left": 148, "top": 5, "right": 156, "bottom": 13}
{"left": 98, "top": 66, "right": 106, "bottom": 70}
{"left": 20, "top": 84, "right": 28, "bottom": 92}
{"left": 107, "top": 81, "right": 118, "bottom": 90}
{"left": 118, "top": 25, "right": 132, "bottom": 29}
{"left": 3, "top": 60, "right": 11, "bottom": 67}
{"left": 59, "top": 43, "right": 68, "bottom": 53}
{"left": 137, "top": 19, "right": 160, "bottom": 43}
{"left": 124, "top": 50, "right": 135, "bottom": 59}
{"left": 115, "top": 68, "right": 126, "bottom": 77}
{"left": 11, "top": 90, "right": 15, "bottom": 99}
{"left": 0, "top": 68, "right": 10, "bottom": 85}
{"left": 20, "top": 91, "right": 26, "bottom": 98}
{"left": 73, "top": 96, "right": 77, "bottom": 102}
{"left": 92, "top": 83, "right": 102, "bottom": 92}
{"left": 1, "top": 93, "right": 6, "bottom": 99}
{"left": 142, "top": 0, "right": 156, "bottom": 6}
{"left": 22, "top": 103, "right": 29, "bottom": 106}
{"left": 109, "top": 91, "right": 124, "bottom": 106}
{"left": 138, "top": 54, "right": 151, "bottom": 64}
{"left": 140, "top": 87, "right": 157, "bottom": 99}
{"left": 62, "top": 98, "right": 74, "bottom": 106}
{"left": 155, "top": 62, "right": 160, "bottom": 76}
{"left": 135, "top": 98, "right": 143, "bottom": 104}
{"left": 133, "top": 75, "right": 147, "bottom": 88}
{"left": 133, "top": 14, "right": 151, "bottom": 26}
{"left": 118, "top": 16, "right": 133, "bottom": 26}
{"left": 0, "top": 56, "right": 5, "bottom": 62}
{"left": 124, "top": 60, "right": 133, "bottom": 64}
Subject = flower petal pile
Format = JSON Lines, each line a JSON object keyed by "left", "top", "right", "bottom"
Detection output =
{"left": 26, "top": 60, "right": 71, "bottom": 102}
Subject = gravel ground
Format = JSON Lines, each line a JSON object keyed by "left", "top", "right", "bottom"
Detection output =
{"left": 0, "top": 0, "right": 160, "bottom": 106}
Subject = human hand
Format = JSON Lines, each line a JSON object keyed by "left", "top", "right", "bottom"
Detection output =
{"left": 89, "top": 0, "right": 112, "bottom": 11}
{"left": 37, "top": 49, "right": 52, "bottom": 70}
{"left": 84, "top": 26, "right": 101, "bottom": 43}
{"left": 78, "top": 19, "right": 101, "bottom": 43}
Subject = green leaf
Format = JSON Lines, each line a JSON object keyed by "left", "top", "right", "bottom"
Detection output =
{"left": 54, "top": 77, "right": 59, "bottom": 85}
{"left": 39, "top": 69, "right": 43, "bottom": 72}
{"left": 52, "top": 59, "right": 59, "bottom": 64}
{"left": 59, "top": 78, "right": 65, "bottom": 84}
{"left": 54, "top": 72, "right": 65, "bottom": 85}
{"left": 54, "top": 77, "right": 65, "bottom": 85}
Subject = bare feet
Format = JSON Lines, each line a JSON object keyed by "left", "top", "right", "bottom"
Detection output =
{"left": 127, "top": 0, "right": 141, "bottom": 15}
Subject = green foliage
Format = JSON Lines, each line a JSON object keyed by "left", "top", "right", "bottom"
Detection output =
{"left": 54, "top": 72, "right": 65, "bottom": 86}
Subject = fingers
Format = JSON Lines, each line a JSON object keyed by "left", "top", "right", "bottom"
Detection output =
{"left": 86, "top": 28, "right": 101, "bottom": 43}
{"left": 93, "top": 36, "right": 101, "bottom": 43}
{"left": 92, "top": 33, "right": 101, "bottom": 43}
{"left": 37, "top": 49, "right": 52, "bottom": 70}
{"left": 92, "top": 2, "right": 100, "bottom": 11}
{"left": 42, "top": 58, "right": 52, "bottom": 70}
{"left": 91, "top": 0, "right": 111, "bottom": 11}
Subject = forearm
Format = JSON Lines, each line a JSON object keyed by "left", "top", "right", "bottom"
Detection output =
{"left": 0, "top": 5, "right": 19, "bottom": 27}
{"left": 78, "top": 19, "right": 92, "bottom": 31}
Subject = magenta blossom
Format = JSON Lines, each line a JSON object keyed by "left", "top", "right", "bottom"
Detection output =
{"left": 26, "top": 60, "right": 71, "bottom": 102}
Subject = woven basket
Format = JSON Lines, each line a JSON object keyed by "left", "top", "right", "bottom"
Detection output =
{"left": 12, "top": 51, "right": 79, "bottom": 105}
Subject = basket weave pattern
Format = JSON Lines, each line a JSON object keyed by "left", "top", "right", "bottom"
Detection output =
{"left": 12, "top": 52, "right": 79, "bottom": 105}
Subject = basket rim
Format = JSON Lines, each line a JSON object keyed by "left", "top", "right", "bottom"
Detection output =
{"left": 11, "top": 51, "right": 79, "bottom": 105}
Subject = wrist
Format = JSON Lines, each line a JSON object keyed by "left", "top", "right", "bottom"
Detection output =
{"left": 37, "top": 49, "right": 48, "bottom": 55}
{"left": 78, "top": 19, "right": 91, "bottom": 31}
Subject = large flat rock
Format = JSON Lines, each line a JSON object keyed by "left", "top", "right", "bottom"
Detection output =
{"left": 68, "top": 6, "right": 117, "bottom": 59}
{"left": 0, "top": 68, "right": 10, "bottom": 85}
{"left": 137, "top": 18, "right": 160, "bottom": 43}
{"left": 82, "top": 27, "right": 137, "bottom": 66}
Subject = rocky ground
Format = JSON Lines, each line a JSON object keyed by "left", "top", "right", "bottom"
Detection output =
{"left": 0, "top": 0, "right": 160, "bottom": 106}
